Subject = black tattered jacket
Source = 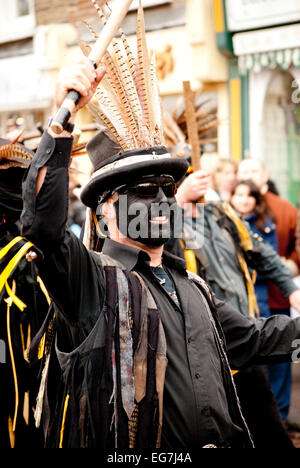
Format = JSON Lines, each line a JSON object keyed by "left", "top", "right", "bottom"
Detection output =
{"left": 22, "top": 133, "right": 300, "bottom": 448}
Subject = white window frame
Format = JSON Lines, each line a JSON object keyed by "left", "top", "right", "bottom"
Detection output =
{"left": 0, "top": 0, "right": 35, "bottom": 44}
{"left": 130, "top": 0, "right": 172, "bottom": 8}
{"left": 109, "top": 0, "right": 172, "bottom": 10}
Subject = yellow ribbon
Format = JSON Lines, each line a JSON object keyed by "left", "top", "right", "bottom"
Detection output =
{"left": 5, "top": 281, "right": 26, "bottom": 312}
{"left": 5, "top": 280, "right": 19, "bottom": 434}
{"left": 59, "top": 394, "right": 70, "bottom": 448}
{"left": 37, "top": 275, "right": 51, "bottom": 305}
{"left": 0, "top": 236, "right": 23, "bottom": 260}
{"left": 93, "top": 212, "right": 108, "bottom": 238}
{"left": 0, "top": 241, "right": 34, "bottom": 294}
{"left": 221, "top": 203, "right": 259, "bottom": 318}
{"left": 1, "top": 237, "right": 35, "bottom": 442}
{"left": 36, "top": 276, "right": 52, "bottom": 359}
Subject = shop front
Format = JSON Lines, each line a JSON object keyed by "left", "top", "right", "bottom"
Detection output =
{"left": 215, "top": 0, "right": 300, "bottom": 204}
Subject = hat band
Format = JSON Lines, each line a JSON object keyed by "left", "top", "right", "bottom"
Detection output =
{"left": 91, "top": 153, "right": 172, "bottom": 180}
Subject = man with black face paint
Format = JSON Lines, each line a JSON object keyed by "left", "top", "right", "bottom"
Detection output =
{"left": 21, "top": 58, "right": 300, "bottom": 449}
{"left": 113, "top": 174, "right": 178, "bottom": 247}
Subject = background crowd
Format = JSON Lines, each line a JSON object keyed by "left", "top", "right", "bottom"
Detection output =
{"left": 201, "top": 155, "right": 300, "bottom": 429}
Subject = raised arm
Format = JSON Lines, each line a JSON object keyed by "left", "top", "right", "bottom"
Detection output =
{"left": 21, "top": 58, "right": 106, "bottom": 327}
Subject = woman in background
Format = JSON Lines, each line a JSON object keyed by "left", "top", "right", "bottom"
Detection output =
{"left": 231, "top": 180, "right": 277, "bottom": 317}
{"left": 215, "top": 159, "right": 237, "bottom": 203}
{"left": 231, "top": 179, "right": 292, "bottom": 422}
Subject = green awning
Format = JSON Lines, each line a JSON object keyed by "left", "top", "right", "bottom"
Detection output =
{"left": 238, "top": 48, "right": 300, "bottom": 75}
{"left": 233, "top": 24, "right": 300, "bottom": 75}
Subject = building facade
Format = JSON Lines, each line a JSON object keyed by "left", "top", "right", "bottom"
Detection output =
{"left": 0, "top": 0, "right": 230, "bottom": 159}
{"left": 215, "top": 0, "right": 300, "bottom": 204}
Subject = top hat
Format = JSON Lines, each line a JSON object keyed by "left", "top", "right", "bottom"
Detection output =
{"left": 80, "top": 132, "right": 189, "bottom": 209}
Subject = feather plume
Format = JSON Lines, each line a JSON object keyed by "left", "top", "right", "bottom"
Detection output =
{"left": 84, "top": 0, "right": 164, "bottom": 151}
{"left": 96, "top": 88, "right": 135, "bottom": 145}
{"left": 91, "top": 1, "right": 144, "bottom": 144}
{"left": 0, "top": 143, "right": 33, "bottom": 169}
{"left": 87, "top": 4, "right": 142, "bottom": 143}
{"left": 136, "top": 1, "right": 154, "bottom": 133}
{"left": 163, "top": 109, "right": 185, "bottom": 150}
{"left": 100, "top": 1, "right": 139, "bottom": 88}
{"left": 11, "top": 130, "right": 24, "bottom": 144}
{"left": 162, "top": 92, "right": 218, "bottom": 154}
{"left": 150, "top": 50, "right": 164, "bottom": 145}
{"left": 170, "top": 93, "right": 218, "bottom": 150}
{"left": 78, "top": 38, "right": 92, "bottom": 57}
{"left": 88, "top": 101, "right": 130, "bottom": 150}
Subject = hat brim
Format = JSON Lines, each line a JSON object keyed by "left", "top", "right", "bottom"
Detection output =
{"left": 81, "top": 157, "right": 189, "bottom": 209}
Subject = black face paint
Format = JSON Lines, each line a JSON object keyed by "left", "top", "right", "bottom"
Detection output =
{"left": 114, "top": 175, "right": 178, "bottom": 246}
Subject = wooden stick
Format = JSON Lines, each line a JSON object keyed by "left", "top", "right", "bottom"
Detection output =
{"left": 183, "top": 81, "right": 201, "bottom": 171}
{"left": 51, "top": 0, "right": 134, "bottom": 134}
{"left": 183, "top": 81, "right": 205, "bottom": 203}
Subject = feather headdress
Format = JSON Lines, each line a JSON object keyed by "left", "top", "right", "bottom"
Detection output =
{"left": 172, "top": 93, "right": 218, "bottom": 150}
{"left": 80, "top": 0, "right": 188, "bottom": 250}
{"left": 83, "top": 0, "right": 165, "bottom": 151}
{"left": 0, "top": 137, "right": 33, "bottom": 170}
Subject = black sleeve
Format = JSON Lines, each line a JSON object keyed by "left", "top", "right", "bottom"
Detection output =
{"left": 215, "top": 297, "right": 300, "bottom": 369}
{"left": 21, "top": 132, "right": 105, "bottom": 328}
{"left": 21, "top": 131, "right": 71, "bottom": 249}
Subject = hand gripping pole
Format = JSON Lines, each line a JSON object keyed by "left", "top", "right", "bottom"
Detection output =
{"left": 50, "top": 0, "right": 134, "bottom": 134}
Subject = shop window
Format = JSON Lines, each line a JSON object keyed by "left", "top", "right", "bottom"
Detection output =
{"left": 0, "top": 0, "right": 35, "bottom": 44}
{"left": 17, "top": 0, "right": 30, "bottom": 16}
{"left": 263, "top": 70, "right": 300, "bottom": 204}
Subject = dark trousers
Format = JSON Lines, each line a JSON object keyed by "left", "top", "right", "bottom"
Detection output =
{"left": 234, "top": 365, "right": 294, "bottom": 448}
{"left": 269, "top": 308, "right": 292, "bottom": 420}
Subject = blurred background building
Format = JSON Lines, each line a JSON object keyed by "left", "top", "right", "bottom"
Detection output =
{"left": 0, "top": 0, "right": 299, "bottom": 204}
{"left": 0, "top": 0, "right": 228, "bottom": 172}
{"left": 215, "top": 0, "right": 300, "bottom": 205}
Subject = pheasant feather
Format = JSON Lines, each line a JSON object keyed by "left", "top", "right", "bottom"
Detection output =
{"left": 92, "top": 1, "right": 144, "bottom": 140}
{"left": 150, "top": 50, "right": 164, "bottom": 145}
{"left": 87, "top": 3, "right": 141, "bottom": 142}
{"left": 88, "top": 101, "right": 129, "bottom": 150}
{"left": 101, "top": 1, "right": 138, "bottom": 86}
{"left": 84, "top": 0, "right": 165, "bottom": 150}
{"left": 96, "top": 87, "right": 134, "bottom": 144}
{"left": 81, "top": 17, "right": 138, "bottom": 141}
{"left": 136, "top": 1, "right": 154, "bottom": 134}
{"left": 0, "top": 144, "right": 33, "bottom": 169}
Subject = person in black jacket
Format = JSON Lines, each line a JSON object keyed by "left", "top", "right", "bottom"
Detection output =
{"left": 0, "top": 137, "right": 49, "bottom": 447}
{"left": 19, "top": 55, "right": 300, "bottom": 450}
{"left": 167, "top": 167, "right": 300, "bottom": 447}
